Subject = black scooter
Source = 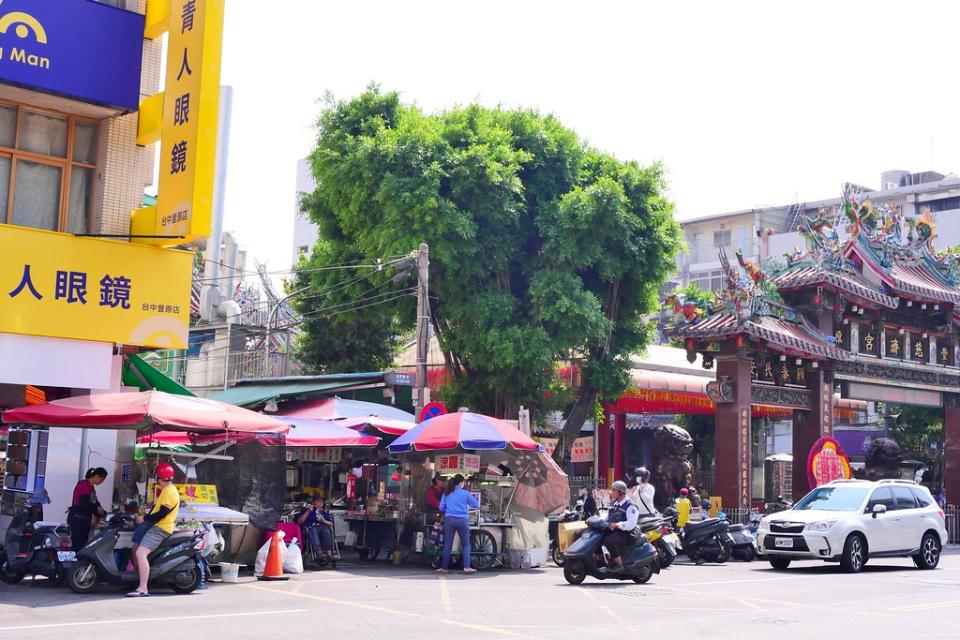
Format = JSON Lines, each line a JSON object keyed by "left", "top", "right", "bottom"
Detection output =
{"left": 725, "top": 520, "right": 757, "bottom": 562}
{"left": 67, "top": 514, "right": 205, "bottom": 594}
{"left": 1, "top": 502, "right": 74, "bottom": 584}
{"left": 562, "top": 516, "right": 660, "bottom": 585}
{"left": 679, "top": 517, "right": 734, "bottom": 564}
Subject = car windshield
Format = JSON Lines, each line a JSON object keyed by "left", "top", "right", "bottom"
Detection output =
{"left": 793, "top": 487, "right": 868, "bottom": 512}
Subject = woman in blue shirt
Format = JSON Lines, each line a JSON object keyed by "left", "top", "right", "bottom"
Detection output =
{"left": 438, "top": 474, "right": 479, "bottom": 573}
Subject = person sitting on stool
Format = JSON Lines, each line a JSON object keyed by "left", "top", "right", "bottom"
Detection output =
{"left": 602, "top": 480, "right": 640, "bottom": 571}
{"left": 297, "top": 495, "right": 334, "bottom": 558}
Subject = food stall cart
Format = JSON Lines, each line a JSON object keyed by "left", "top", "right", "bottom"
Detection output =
{"left": 388, "top": 410, "right": 569, "bottom": 570}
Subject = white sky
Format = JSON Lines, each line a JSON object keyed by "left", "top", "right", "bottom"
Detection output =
{"left": 212, "top": 0, "right": 960, "bottom": 274}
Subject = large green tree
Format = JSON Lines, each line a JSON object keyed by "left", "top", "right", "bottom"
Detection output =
{"left": 296, "top": 86, "right": 680, "bottom": 463}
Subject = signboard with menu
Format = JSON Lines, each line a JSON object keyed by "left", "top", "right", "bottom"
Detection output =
{"left": 436, "top": 453, "right": 481, "bottom": 475}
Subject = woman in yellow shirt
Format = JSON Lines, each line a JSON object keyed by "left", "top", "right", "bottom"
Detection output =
{"left": 127, "top": 463, "right": 180, "bottom": 597}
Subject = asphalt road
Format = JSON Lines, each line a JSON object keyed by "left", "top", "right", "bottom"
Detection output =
{"left": 1, "top": 552, "right": 958, "bottom": 639}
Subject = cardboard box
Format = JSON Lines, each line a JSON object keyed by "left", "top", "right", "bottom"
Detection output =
{"left": 558, "top": 520, "right": 588, "bottom": 552}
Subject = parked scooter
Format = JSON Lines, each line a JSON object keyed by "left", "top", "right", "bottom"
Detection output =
{"left": 67, "top": 513, "right": 206, "bottom": 594}
{"left": 725, "top": 521, "right": 758, "bottom": 562}
{"left": 562, "top": 516, "right": 660, "bottom": 585}
{"left": 640, "top": 516, "right": 678, "bottom": 569}
{"left": 676, "top": 516, "right": 734, "bottom": 564}
{"left": 549, "top": 509, "right": 581, "bottom": 567}
{"left": 1, "top": 498, "right": 74, "bottom": 584}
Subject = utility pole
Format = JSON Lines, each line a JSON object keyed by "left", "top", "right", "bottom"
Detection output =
{"left": 414, "top": 243, "right": 430, "bottom": 421}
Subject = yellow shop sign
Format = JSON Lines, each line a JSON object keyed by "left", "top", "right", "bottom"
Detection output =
{"left": 0, "top": 225, "right": 192, "bottom": 348}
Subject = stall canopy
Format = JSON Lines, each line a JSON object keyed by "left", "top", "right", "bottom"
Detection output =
{"left": 3, "top": 390, "right": 289, "bottom": 434}
{"left": 390, "top": 410, "right": 540, "bottom": 453}
{"left": 122, "top": 353, "right": 194, "bottom": 396}
{"left": 279, "top": 397, "right": 415, "bottom": 422}
{"left": 261, "top": 417, "right": 380, "bottom": 447}
{"left": 210, "top": 373, "right": 388, "bottom": 408}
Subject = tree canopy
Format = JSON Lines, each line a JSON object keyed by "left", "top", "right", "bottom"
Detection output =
{"left": 295, "top": 86, "right": 681, "bottom": 462}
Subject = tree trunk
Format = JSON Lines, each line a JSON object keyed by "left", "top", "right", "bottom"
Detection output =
{"left": 552, "top": 385, "right": 598, "bottom": 467}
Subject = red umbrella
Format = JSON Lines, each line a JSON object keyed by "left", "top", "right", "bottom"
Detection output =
{"left": 3, "top": 390, "right": 289, "bottom": 434}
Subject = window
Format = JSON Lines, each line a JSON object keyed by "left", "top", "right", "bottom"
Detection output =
{"left": 909, "top": 487, "right": 932, "bottom": 508}
{"left": 691, "top": 269, "right": 724, "bottom": 293}
{"left": 794, "top": 487, "right": 868, "bottom": 512}
{"left": 0, "top": 101, "right": 97, "bottom": 234}
{"left": 892, "top": 487, "right": 918, "bottom": 510}
{"left": 866, "top": 487, "right": 895, "bottom": 511}
{"left": 713, "top": 229, "right": 731, "bottom": 248}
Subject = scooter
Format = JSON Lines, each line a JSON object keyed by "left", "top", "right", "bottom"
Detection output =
{"left": 1, "top": 502, "right": 74, "bottom": 584}
{"left": 679, "top": 517, "right": 734, "bottom": 564}
{"left": 641, "top": 516, "right": 678, "bottom": 569}
{"left": 726, "top": 522, "right": 758, "bottom": 562}
{"left": 562, "top": 516, "right": 660, "bottom": 585}
{"left": 67, "top": 514, "right": 206, "bottom": 595}
{"left": 549, "top": 509, "right": 580, "bottom": 567}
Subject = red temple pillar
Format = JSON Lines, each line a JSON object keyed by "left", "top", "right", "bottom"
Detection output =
{"left": 946, "top": 398, "right": 960, "bottom": 506}
{"left": 793, "top": 366, "right": 833, "bottom": 501}
{"left": 597, "top": 407, "right": 611, "bottom": 486}
{"left": 715, "top": 352, "right": 753, "bottom": 510}
{"left": 613, "top": 413, "right": 627, "bottom": 483}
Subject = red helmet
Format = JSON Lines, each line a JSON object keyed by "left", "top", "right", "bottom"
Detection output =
{"left": 680, "top": 488, "right": 689, "bottom": 496}
{"left": 156, "top": 462, "right": 175, "bottom": 481}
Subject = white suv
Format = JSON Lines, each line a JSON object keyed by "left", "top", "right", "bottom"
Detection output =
{"left": 757, "top": 479, "right": 947, "bottom": 572}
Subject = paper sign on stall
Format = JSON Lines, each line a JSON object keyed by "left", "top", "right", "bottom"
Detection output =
{"left": 437, "top": 454, "right": 480, "bottom": 475}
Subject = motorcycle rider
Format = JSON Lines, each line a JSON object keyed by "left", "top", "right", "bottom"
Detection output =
{"left": 627, "top": 466, "right": 657, "bottom": 518}
{"left": 126, "top": 462, "right": 180, "bottom": 597}
{"left": 601, "top": 480, "right": 639, "bottom": 572}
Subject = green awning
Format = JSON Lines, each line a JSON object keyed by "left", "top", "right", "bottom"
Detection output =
{"left": 122, "top": 353, "right": 195, "bottom": 396}
{"left": 209, "top": 376, "right": 383, "bottom": 408}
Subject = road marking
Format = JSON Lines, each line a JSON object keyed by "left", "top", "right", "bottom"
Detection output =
{"left": 677, "top": 575, "right": 813, "bottom": 587}
{"left": 893, "top": 599, "right": 960, "bottom": 612}
{"left": 439, "top": 575, "right": 453, "bottom": 613}
{"left": 0, "top": 609, "right": 308, "bottom": 632}
{"left": 732, "top": 597, "right": 765, "bottom": 611}
{"left": 600, "top": 606, "right": 624, "bottom": 622}
{"left": 244, "top": 583, "right": 513, "bottom": 636}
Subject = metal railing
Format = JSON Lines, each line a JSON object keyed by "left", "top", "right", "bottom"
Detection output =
{"left": 947, "top": 505, "right": 958, "bottom": 544}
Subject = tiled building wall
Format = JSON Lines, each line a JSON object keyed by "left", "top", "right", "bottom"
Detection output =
{"left": 93, "top": 1, "right": 159, "bottom": 236}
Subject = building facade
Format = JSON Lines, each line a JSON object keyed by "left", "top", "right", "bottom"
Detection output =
{"left": 292, "top": 157, "right": 318, "bottom": 265}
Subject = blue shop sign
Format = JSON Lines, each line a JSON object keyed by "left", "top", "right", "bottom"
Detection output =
{"left": 0, "top": 0, "right": 144, "bottom": 110}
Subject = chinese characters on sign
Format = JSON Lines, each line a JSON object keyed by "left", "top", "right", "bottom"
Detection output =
{"left": 910, "top": 333, "right": 929, "bottom": 363}
{"left": 859, "top": 323, "right": 877, "bottom": 356}
{"left": 152, "top": 0, "right": 224, "bottom": 243}
{"left": 436, "top": 454, "right": 481, "bottom": 475}
{"left": 939, "top": 341, "right": 955, "bottom": 366}
{"left": 822, "top": 382, "right": 833, "bottom": 437}
{"left": 885, "top": 331, "right": 903, "bottom": 359}
{"left": 1, "top": 225, "right": 191, "bottom": 348}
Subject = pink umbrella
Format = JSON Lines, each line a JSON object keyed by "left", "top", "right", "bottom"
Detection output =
{"left": 277, "top": 399, "right": 414, "bottom": 436}
{"left": 260, "top": 417, "right": 380, "bottom": 447}
{"left": 4, "top": 390, "right": 289, "bottom": 435}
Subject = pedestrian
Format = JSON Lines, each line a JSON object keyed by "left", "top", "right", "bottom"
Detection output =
{"left": 67, "top": 467, "right": 108, "bottom": 551}
{"left": 675, "top": 487, "right": 692, "bottom": 528}
{"left": 438, "top": 474, "right": 479, "bottom": 574}
{"left": 688, "top": 486, "right": 701, "bottom": 508}
{"left": 126, "top": 463, "right": 180, "bottom": 597}
{"left": 582, "top": 488, "right": 598, "bottom": 519}
{"left": 628, "top": 466, "right": 657, "bottom": 518}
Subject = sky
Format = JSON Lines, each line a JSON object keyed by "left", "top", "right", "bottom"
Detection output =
{"left": 212, "top": 0, "right": 960, "bottom": 275}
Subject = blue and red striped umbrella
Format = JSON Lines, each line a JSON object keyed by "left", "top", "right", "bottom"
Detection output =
{"left": 389, "top": 410, "right": 541, "bottom": 453}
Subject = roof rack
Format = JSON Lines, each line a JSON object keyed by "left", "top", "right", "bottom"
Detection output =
{"left": 876, "top": 479, "right": 918, "bottom": 485}
{"left": 825, "top": 479, "right": 865, "bottom": 484}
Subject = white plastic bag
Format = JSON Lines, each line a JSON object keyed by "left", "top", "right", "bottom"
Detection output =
{"left": 284, "top": 540, "right": 304, "bottom": 574}
{"left": 254, "top": 538, "right": 273, "bottom": 577}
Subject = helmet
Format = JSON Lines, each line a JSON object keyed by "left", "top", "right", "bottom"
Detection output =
{"left": 156, "top": 462, "right": 175, "bottom": 481}
{"left": 680, "top": 488, "right": 689, "bottom": 496}
{"left": 634, "top": 466, "right": 650, "bottom": 483}
{"left": 611, "top": 480, "right": 628, "bottom": 493}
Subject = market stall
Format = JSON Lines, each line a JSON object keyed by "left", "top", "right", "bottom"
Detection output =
{"left": 1, "top": 390, "right": 289, "bottom": 554}
{"left": 387, "top": 410, "right": 569, "bottom": 569}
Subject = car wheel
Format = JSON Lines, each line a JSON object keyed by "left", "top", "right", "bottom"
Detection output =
{"left": 913, "top": 532, "right": 941, "bottom": 570}
{"left": 768, "top": 558, "right": 791, "bottom": 570}
{"left": 840, "top": 534, "right": 866, "bottom": 573}
{"left": 563, "top": 564, "right": 587, "bottom": 585}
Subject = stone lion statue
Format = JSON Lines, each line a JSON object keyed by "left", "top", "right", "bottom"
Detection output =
{"left": 651, "top": 423, "right": 694, "bottom": 511}
{"left": 864, "top": 437, "right": 902, "bottom": 481}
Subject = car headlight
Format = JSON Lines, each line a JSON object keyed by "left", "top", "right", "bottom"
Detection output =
{"left": 806, "top": 520, "right": 836, "bottom": 532}
{"left": 758, "top": 519, "right": 769, "bottom": 532}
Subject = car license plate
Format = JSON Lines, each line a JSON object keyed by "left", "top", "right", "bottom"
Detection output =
{"left": 774, "top": 537, "right": 794, "bottom": 549}
{"left": 56, "top": 551, "right": 76, "bottom": 562}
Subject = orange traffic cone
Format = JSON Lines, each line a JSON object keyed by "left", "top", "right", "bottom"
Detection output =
{"left": 257, "top": 530, "right": 289, "bottom": 581}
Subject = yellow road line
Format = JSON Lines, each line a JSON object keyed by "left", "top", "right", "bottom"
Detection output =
{"left": 732, "top": 597, "right": 765, "bottom": 611}
{"left": 600, "top": 606, "right": 624, "bottom": 623}
{"left": 242, "top": 583, "right": 513, "bottom": 636}
{"left": 893, "top": 599, "right": 960, "bottom": 613}
{"left": 439, "top": 575, "right": 453, "bottom": 613}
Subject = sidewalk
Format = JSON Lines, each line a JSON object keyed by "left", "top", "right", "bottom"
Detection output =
{"left": 943, "top": 544, "right": 960, "bottom": 555}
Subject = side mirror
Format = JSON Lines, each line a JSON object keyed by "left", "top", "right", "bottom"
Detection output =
{"left": 872, "top": 504, "right": 887, "bottom": 518}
